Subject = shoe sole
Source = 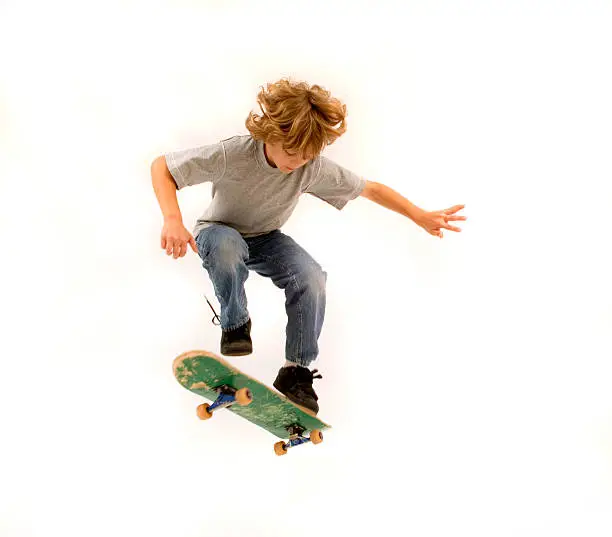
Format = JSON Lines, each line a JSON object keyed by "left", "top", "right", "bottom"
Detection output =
{"left": 222, "top": 350, "right": 252, "bottom": 357}
{"left": 273, "top": 383, "right": 318, "bottom": 415}
{"left": 221, "top": 343, "right": 253, "bottom": 356}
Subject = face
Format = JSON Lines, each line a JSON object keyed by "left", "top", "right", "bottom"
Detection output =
{"left": 264, "top": 141, "right": 313, "bottom": 174}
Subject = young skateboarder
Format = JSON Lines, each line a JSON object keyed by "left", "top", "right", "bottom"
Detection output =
{"left": 151, "top": 78, "right": 466, "bottom": 414}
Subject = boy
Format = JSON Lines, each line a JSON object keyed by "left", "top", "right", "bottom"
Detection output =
{"left": 151, "top": 78, "right": 466, "bottom": 414}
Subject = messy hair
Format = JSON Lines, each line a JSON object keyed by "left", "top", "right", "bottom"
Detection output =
{"left": 245, "top": 77, "right": 348, "bottom": 160}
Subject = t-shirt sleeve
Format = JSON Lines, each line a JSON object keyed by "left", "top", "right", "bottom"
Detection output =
{"left": 305, "top": 156, "right": 366, "bottom": 210}
{"left": 164, "top": 142, "right": 226, "bottom": 189}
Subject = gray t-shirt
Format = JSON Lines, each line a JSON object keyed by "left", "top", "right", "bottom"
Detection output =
{"left": 164, "top": 134, "right": 366, "bottom": 238}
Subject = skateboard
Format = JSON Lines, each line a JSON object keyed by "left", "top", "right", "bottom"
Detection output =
{"left": 173, "top": 350, "right": 331, "bottom": 456}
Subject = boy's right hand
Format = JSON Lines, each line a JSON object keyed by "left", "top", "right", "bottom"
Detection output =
{"left": 161, "top": 217, "right": 198, "bottom": 259}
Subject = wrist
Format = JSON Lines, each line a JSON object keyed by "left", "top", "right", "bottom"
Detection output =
{"left": 408, "top": 207, "right": 426, "bottom": 225}
{"left": 164, "top": 214, "right": 183, "bottom": 224}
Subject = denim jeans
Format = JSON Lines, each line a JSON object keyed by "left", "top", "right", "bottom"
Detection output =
{"left": 195, "top": 224, "right": 327, "bottom": 367}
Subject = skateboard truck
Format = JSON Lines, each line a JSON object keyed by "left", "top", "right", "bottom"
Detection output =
{"left": 196, "top": 385, "right": 253, "bottom": 419}
{"left": 274, "top": 424, "right": 324, "bottom": 456}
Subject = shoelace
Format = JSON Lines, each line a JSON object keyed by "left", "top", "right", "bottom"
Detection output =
{"left": 311, "top": 369, "right": 322, "bottom": 380}
{"left": 205, "top": 295, "right": 222, "bottom": 326}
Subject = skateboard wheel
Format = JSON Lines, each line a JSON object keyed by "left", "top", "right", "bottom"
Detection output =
{"left": 310, "top": 430, "right": 323, "bottom": 445}
{"left": 235, "top": 387, "right": 253, "bottom": 406}
{"left": 196, "top": 403, "right": 213, "bottom": 420}
{"left": 274, "top": 441, "right": 288, "bottom": 456}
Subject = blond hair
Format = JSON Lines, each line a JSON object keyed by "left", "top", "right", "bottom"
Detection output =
{"left": 245, "top": 78, "right": 348, "bottom": 160}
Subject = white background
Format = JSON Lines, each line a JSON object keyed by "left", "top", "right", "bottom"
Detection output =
{"left": 2, "top": 1, "right": 611, "bottom": 536}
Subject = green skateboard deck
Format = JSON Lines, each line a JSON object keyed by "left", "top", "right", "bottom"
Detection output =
{"left": 173, "top": 350, "right": 331, "bottom": 455}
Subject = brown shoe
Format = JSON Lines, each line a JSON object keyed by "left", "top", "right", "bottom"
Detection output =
{"left": 273, "top": 365, "right": 322, "bottom": 414}
{"left": 220, "top": 319, "right": 252, "bottom": 356}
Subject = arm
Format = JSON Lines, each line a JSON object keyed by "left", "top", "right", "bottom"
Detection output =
{"left": 151, "top": 156, "right": 197, "bottom": 257}
{"left": 151, "top": 156, "right": 183, "bottom": 222}
{"left": 360, "top": 180, "right": 466, "bottom": 238}
{"left": 360, "top": 180, "right": 425, "bottom": 223}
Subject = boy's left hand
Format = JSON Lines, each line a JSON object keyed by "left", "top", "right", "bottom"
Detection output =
{"left": 416, "top": 204, "right": 467, "bottom": 238}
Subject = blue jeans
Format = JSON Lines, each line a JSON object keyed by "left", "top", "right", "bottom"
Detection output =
{"left": 195, "top": 224, "right": 327, "bottom": 367}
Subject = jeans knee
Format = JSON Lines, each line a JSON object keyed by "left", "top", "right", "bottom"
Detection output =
{"left": 216, "top": 240, "right": 247, "bottom": 267}
{"left": 197, "top": 226, "right": 247, "bottom": 269}
{"left": 303, "top": 267, "right": 327, "bottom": 294}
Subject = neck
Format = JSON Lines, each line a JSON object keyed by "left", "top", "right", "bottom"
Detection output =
{"left": 263, "top": 143, "right": 277, "bottom": 168}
